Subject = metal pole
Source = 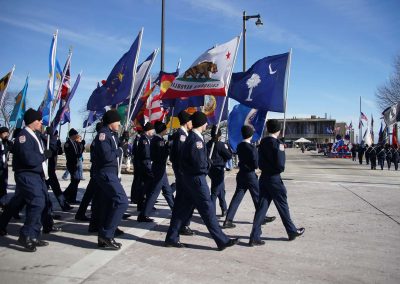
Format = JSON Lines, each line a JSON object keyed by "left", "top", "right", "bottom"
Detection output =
{"left": 282, "top": 49, "right": 292, "bottom": 139}
{"left": 161, "top": 0, "right": 165, "bottom": 72}
{"left": 359, "top": 96, "right": 362, "bottom": 144}
{"left": 242, "top": 11, "right": 246, "bottom": 72}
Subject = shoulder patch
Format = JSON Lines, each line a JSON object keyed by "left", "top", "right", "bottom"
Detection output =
{"left": 196, "top": 141, "right": 203, "bottom": 149}
{"left": 180, "top": 135, "right": 186, "bottom": 142}
{"left": 19, "top": 135, "right": 26, "bottom": 143}
{"left": 99, "top": 133, "right": 106, "bottom": 141}
{"left": 279, "top": 144, "right": 285, "bottom": 151}
{"left": 143, "top": 140, "right": 148, "bottom": 145}
{"left": 159, "top": 141, "right": 165, "bottom": 147}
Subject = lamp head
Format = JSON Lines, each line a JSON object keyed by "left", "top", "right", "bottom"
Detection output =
{"left": 255, "top": 17, "right": 263, "bottom": 27}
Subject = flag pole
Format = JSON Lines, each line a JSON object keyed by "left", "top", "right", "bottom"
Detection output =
{"left": 168, "top": 106, "right": 175, "bottom": 134}
{"left": 282, "top": 48, "right": 292, "bottom": 140}
{"left": 51, "top": 48, "right": 72, "bottom": 118}
{"left": 127, "top": 48, "right": 159, "bottom": 127}
{"left": 359, "top": 96, "right": 362, "bottom": 144}
{"left": 0, "top": 65, "right": 16, "bottom": 126}
{"left": 209, "top": 34, "right": 241, "bottom": 159}
{"left": 125, "top": 28, "right": 144, "bottom": 131}
{"left": 47, "top": 30, "right": 58, "bottom": 150}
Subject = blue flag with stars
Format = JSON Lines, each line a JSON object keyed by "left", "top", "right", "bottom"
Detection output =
{"left": 87, "top": 30, "right": 141, "bottom": 111}
{"left": 228, "top": 52, "right": 289, "bottom": 113}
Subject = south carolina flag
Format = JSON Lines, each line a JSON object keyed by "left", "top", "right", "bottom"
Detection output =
{"left": 163, "top": 35, "right": 240, "bottom": 99}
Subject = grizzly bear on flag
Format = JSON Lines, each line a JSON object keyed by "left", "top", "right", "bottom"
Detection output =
{"left": 183, "top": 61, "right": 218, "bottom": 79}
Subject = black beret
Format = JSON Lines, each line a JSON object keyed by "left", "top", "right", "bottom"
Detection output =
{"left": 24, "top": 108, "right": 42, "bottom": 125}
{"left": 211, "top": 125, "right": 221, "bottom": 138}
{"left": 69, "top": 128, "right": 78, "bottom": 137}
{"left": 102, "top": 110, "right": 121, "bottom": 125}
{"left": 241, "top": 125, "right": 254, "bottom": 139}
{"left": 143, "top": 122, "right": 154, "bottom": 132}
{"left": 178, "top": 110, "right": 191, "bottom": 125}
{"left": 266, "top": 119, "right": 281, "bottom": 134}
{"left": 191, "top": 111, "right": 207, "bottom": 128}
{"left": 154, "top": 121, "right": 167, "bottom": 134}
{"left": 0, "top": 127, "right": 9, "bottom": 134}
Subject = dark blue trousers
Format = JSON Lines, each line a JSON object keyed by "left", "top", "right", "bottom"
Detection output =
{"left": 166, "top": 174, "right": 229, "bottom": 247}
{"left": 95, "top": 171, "right": 129, "bottom": 239}
{"left": 226, "top": 171, "right": 259, "bottom": 222}
{"left": 76, "top": 177, "right": 97, "bottom": 217}
{"left": 142, "top": 165, "right": 174, "bottom": 217}
{"left": 15, "top": 173, "right": 46, "bottom": 239}
{"left": 250, "top": 175, "right": 297, "bottom": 241}
{"left": 208, "top": 167, "right": 227, "bottom": 214}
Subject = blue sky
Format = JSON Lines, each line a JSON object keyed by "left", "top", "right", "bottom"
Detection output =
{"left": 1, "top": 0, "right": 399, "bottom": 137}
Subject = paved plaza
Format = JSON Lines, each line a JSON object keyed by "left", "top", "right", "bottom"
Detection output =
{"left": 0, "top": 149, "right": 399, "bottom": 283}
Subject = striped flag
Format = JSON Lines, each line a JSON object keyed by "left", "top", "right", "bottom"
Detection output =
{"left": 360, "top": 112, "right": 368, "bottom": 121}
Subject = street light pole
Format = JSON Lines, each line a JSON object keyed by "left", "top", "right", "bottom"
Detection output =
{"left": 242, "top": 11, "right": 263, "bottom": 72}
{"left": 161, "top": 0, "right": 165, "bottom": 71}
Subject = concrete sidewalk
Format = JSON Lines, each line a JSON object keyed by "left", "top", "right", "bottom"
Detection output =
{"left": 0, "top": 149, "right": 399, "bottom": 283}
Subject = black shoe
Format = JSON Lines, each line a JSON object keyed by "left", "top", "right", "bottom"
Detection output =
{"left": 262, "top": 216, "right": 276, "bottom": 224}
{"left": 221, "top": 209, "right": 226, "bottom": 218}
{"left": 249, "top": 239, "right": 265, "bottom": 247}
{"left": 288, "top": 227, "right": 305, "bottom": 241}
{"left": 137, "top": 215, "right": 154, "bottom": 223}
{"left": 61, "top": 203, "right": 73, "bottom": 211}
{"left": 164, "top": 241, "right": 187, "bottom": 248}
{"left": 17, "top": 236, "right": 37, "bottom": 252}
{"left": 98, "top": 237, "right": 120, "bottom": 250}
{"left": 32, "top": 239, "right": 49, "bottom": 247}
{"left": 43, "top": 226, "right": 62, "bottom": 234}
{"left": 179, "top": 226, "right": 195, "bottom": 236}
{"left": 222, "top": 220, "right": 236, "bottom": 229}
{"left": 75, "top": 214, "right": 90, "bottom": 222}
{"left": 111, "top": 238, "right": 122, "bottom": 248}
{"left": 0, "top": 227, "right": 7, "bottom": 236}
{"left": 115, "top": 227, "right": 124, "bottom": 237}
{"left": 67, "top": 200, "right": 81, "bottom": 205}
{"left": 122, "top": 213, "right": 131, "bottom": 220}
{"left": 218, "top": 238, "right": 239, "bottom": 251}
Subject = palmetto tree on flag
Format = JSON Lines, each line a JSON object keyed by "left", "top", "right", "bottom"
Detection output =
{"left": 245, "top": 73, "right": 261, "bottom": 101}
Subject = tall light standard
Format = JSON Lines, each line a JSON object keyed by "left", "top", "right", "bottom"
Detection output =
{"left": 242, "top": 11, "right": 263, "bottom": 71}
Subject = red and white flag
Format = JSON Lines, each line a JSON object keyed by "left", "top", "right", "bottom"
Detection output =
{"left": 360, "top": 112, "right": 368, "bottom": 121}
{"left": 144, "top": 93, "right": 168, "bottom": 124}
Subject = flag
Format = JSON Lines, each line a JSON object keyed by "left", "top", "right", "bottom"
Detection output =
{"left": 144, "top": 93, "right": 168, "bottom": 124}
{"left": 204, "top": 95, "right": 228, "bottom": 125}
{"left": 370, "top": 115, "right": 374, "bottom": 142}
{"left": 9, "top": 76, "right": 29, "bottom": 128}
{"left": 228, "top": 53, "right": 289, "bottom": 113}
{"left": 52, "top": 72, "right": 81, "bottom": 129}
{"left": 358, "top": 120, "right": 364, "bottom": 129}
{"left": 382, "top": 103, "right": 400, "bottom": 127}
{"left": 228, "top": 103, "right": 267, "bottom": 152}
{"left": 86, "top": 30, "right": 142, "bottom": 111}
{"left": 83, "top": 109, "right": 105, "bottom": 128}
{"left": 163, "top": 36, "right": 240, "bottom": 99}
{"left": 0, "top": 71, "right": 13, "bottom": 109}
{"left": 39, "top": 32, "right": 58, "bottom": 125}
{"left": 392, "top": 124, "right": 398, "bottom": 147}
{"left": 363, "top": 127, "right": 372, "bottom": 146}
{"left": 378, "top": 122, "right": 383, "bottom": 144}
{"left": 131, "top": 80, "right": 155, "bottom": 128}
{"left": 360, "top": 112, "right": 368, "bottom": 121}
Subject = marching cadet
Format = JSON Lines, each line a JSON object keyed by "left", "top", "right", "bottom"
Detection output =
{"left": 369, "top": 144, "right": 377, "bottom": 170}
{"left": 223, "top": 125, "right": 276, "bottom": 229}
{"left": 365, "top": 145, "right": 371, "bottom": 165}
{"left": 377, "top": 145, "right": 386, "bottom": 170}
{"left": 249, "top": 119, "right": 304, "bottom": 246}
{"left": 393, "top": 145, "right": 399, "bottom": 171}
{"left": 63, "top": 128, "right": 84, "bottom": 204}
{"left": 168, "top": 110, "right": 195, "bottom": 236}
{"left": 137, "top": 121, "right": 174, "bottom": 222}
{"left": 0, "top": 127, "right": 12, "bottom": 208}
{"left": 135, "top": 123, "right": 155, "bottom": 213}
{"left": 165, "top": 111, "right": 238, "bottom": 250}
{"left": 130, "top": 129, "right": 143, "bottom": 204}
{"left": 206, "top": 125, "right": 232, "bottom": 217}
{"left": 93, "top": 110, "right": 128, "bottom": 250}
{"left": 385, "top": 144, "right": 393, "bottom": 170}
{"left": 350, "top": 144, "right": 357, "bottom": 161}
{"left": 12, "top": 109, "right": 52, "bottom": 251}
{"left": 357, "top": 144, "right": 365, "bottom": 164}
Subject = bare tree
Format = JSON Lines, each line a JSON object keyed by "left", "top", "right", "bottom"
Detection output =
{"left": 376, "top": 55, "right": 400, "bottom": 111}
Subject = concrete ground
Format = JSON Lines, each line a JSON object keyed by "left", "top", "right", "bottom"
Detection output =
{"left": 0, "top": 149, "right": 399, "bottom": 283}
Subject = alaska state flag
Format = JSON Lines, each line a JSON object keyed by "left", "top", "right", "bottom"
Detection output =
{"left": 228, "top": 53, "right": 289, "bottom": 113}
{"left": 87, "top": 29, "right": 142, "bottom": 111}
{"left": 228, "top": 103, "right": 267, "bottom": 152}
{"left": 9, "top": 76, "right": 29, "bottom": 128}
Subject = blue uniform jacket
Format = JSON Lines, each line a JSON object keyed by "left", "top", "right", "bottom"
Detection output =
{"left": 13, "top": 128, "right": 46, "bottom": 175}
{"left": 180, "top": 131, "right": 209, "bottom": 176}
{"left": 93, "top": 126, "right": 122, "bottom": 173}
{"left": 169, "top": 128, "right": 187, "bottom": 168}
{"left": 137, "top": 134, "right": 152, "bottom": 174}
{"left": 151, "top": 135, "right": 169, "bottom": 166}
{"left": 258, "top": 136, "right": 285, "bottom": 177}
{"left": 237, "top": 141, "right": 258, "bottom": 173}
{"left": 206, "top": 140, "right": 232, "bottom": 169}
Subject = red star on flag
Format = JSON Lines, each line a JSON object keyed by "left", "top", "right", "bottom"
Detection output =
{"left": 226, "top": 51, "right": 231, "bottom": 59}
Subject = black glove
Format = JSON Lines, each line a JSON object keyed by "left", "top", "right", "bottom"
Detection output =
{"left": 46, "top": 127, "right": 54, "bottom": 135}
{"left": 44, "top": 149, "right": 53, "bottom": 159}
{"left": 81, "top": 139, "right": 86, "bottom": 146}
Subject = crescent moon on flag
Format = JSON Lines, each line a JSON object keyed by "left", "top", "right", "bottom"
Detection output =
{"left": 269, "top": 63, "right": 277, "bottom": 75}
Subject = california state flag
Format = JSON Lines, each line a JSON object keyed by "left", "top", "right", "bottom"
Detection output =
{"left": 163, "top": 35, "right": 241, "bottom": 99}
